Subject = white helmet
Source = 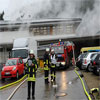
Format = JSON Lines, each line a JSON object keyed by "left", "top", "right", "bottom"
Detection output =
{"left": 46, "top": 48, "right": 50, "bottom": 52}
{"left": 51, "top": 49, "right": 54, "bottom": 52}
{"left": 29, "top": 50, "right": 34, "bottom": 54}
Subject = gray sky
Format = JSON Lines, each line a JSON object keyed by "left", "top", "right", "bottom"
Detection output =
{"left": 0, "top": 0, "right": 9, "bottom": 12}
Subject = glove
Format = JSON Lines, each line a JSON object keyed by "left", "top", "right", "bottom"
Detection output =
{"left": 44, "top": 64, "right": 47, "bottom": 67}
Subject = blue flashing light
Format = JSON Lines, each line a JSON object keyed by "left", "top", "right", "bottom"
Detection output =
{"left": 57, "top": 54, "right": 62, "bottom": 57}
{"left": 88, "top": 50, "right": 100, "bottom": 52}
{"left": 60, "top": 42, "right": 64, "bottom": 45}
{"left": 51, "top": 43, "right": 54, "bottom": 45}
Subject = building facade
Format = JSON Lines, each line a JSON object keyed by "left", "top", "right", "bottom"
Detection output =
{"left": 0, "top": 18, "right": 81, "bottom": 63}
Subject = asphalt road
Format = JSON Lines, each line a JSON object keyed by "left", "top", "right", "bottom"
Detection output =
{"left": 0, "top": 75, "right": 24, "bottom": 87}
{"left": 0, "top": 68, "right": 88, "bottom": 100}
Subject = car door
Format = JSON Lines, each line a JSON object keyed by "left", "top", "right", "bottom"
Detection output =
{"left": 19, "top": 58, "right": 24, "bottom": 74}
{"left": 17, "top": 59, "right": 22, "bottom": 75}
{"left": 96, "top": 55, "right": 100, "bottom": 66}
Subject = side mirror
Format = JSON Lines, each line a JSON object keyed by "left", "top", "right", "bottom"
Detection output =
{"left": 18, "top": 63, "right": 20, "bottom": 65}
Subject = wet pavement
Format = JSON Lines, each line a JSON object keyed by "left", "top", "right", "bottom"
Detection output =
{"left": 0, "top": 68, "right": 88, "bottom": 100}
{"left": 0, "top": 75, "right": 24, "bottom": 87}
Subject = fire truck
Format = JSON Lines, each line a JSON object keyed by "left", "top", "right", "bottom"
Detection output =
{"left": 50, "top": 41, "right": 74, "bottom": 69}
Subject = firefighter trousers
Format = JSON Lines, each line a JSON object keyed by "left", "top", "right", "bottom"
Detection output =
{"left": 27, "top": 81, "right": 35, "bottom": 98}
{"left": 44, "top": 70, "right": 49, "bottom": 83}
{"left": 50, "top": 67, "right": 56, "bottom": 81}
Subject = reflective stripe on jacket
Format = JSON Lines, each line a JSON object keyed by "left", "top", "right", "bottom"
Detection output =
{"left": 27, "top": 67, "right": 36, "bottom": 81}
{"left": 26, "top": 58, "right": 37, "bottom": 81}
{"left": 44, "top": 60, "right": 49, "bottom": 70}
{"left": 51, "top": 64, "right": 55, "bottom": 68}
{"left": 44, "top": 53, "right": 51, "bottom": 70}
{"left": 51, "top": 54, "right": 56, "bottom": 64}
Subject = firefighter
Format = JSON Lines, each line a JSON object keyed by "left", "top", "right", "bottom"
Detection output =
{"left": 26, "top": 50, "right": 37, "bottom": 100}
{"left": 50, "top": 49, "right": 57, "bottom": 82}
{"left": 44, "top": 48, "right": 50, "bottom": 84}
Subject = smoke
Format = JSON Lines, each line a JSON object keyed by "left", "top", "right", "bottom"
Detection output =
{"left": 1, "top": 0, "right": 100, "bottom": 36}
{"left": 76, "top": 0, "right": 100, "bottom": 36}
{"left": 4, "top": 0, "right": 94, "bottom": 20}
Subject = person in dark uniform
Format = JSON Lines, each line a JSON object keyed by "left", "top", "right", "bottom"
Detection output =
{"left": 26, "top": 50, "right": 37, "bottom": 100}
{"left": 44, "top": 48, "right": 51, "bottom": 84}
{"left": 50, "top": 49, "right": 57, "bottom": 82}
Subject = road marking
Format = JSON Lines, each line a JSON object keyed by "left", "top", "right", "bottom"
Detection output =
{"left": 7, "top": 78, "right": 27, "bottom": 100}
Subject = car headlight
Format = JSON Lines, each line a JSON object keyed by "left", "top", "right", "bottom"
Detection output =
{"left": 61, "top": 62, "right": 66, "bottom": 65}
{"left": 12, "top": 67, "right": 16, "bottom": 71}
{"left": 2, "top": 67, "right": 4, "bottom": 71}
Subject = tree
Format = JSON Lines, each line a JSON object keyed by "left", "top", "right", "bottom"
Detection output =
{"left": 0, "top": 11, "right": 4, "bottom": 20}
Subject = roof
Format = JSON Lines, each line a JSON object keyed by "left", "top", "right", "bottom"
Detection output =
{"left": 81, "top": 46, "right": 100, "bottom": 52}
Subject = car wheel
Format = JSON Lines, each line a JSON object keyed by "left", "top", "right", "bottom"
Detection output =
{"left": 80, "top": 65, "right": 83, "bottom": 70}
{"left": 79, "top": 66, "right": 82, "bottom": 70}
{"left": 16, "top": 71, "right": 19, "bottom": 79}
{"left": 93, "top": 69, "right": 97, "bottom": 75}
{"left": 2, "top": 78, "right": 5, "bottom": 81}
{"left": 23, "top": 69, "right": 25, "bottom": 75}
{"left": 87, "top": 65, "right": 92, "bottom": 72}
{"left": 95, "top": 69, "right": 99, "bottom": 76}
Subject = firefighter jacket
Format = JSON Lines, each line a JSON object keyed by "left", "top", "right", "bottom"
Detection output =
{"left": 26, "top": 58, "right": 37, "bottom": 81}
{"left": 50, "top": 54, "right": 57, "bottom": 68}
{"left": 44, "top": 52, "right": 51, "bottom": 70}
{"left": 51, "top": 54, "right": 57, "bottom": 64}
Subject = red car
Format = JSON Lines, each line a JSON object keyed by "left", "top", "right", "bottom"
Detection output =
{"left": 1, "top": 58, "right": 25, "bottom": 80}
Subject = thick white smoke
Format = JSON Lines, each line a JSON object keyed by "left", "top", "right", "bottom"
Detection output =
{"left": 1, "top": 0, "right": 100, "bottom": 36}
{"left": 76, "top": 0, "right": 100, "bottom": 36}
{"left": 4, "top": 0, "right": 88, "bottom": 20}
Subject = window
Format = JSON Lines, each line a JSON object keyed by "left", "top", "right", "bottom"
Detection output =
{"left": 6, "top": 59, "right": 17, "bottom": 66}
{"left": 91, "top": 54, "right": 96, "bottom": 58}
{"left": 51, "top": 46, "right": 64, "bottom": 54}
{"left": 91, "top": 54, "right": 97, "bottom": 60}
{"left": 19, "top": 59, "right": 23, "bottom": 64}
{"left": 18, "top": 59, "right": 20, "bottom": 64}
{"left": 11, "top": 49, "right": 28, "bottom": 59}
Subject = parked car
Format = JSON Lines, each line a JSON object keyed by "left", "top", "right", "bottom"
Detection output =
{"left": 1, "top": 58, "right": 25, "bottom": 80}
{"left": 90, "top": 53, "right": 100, "bottom": 75}
{"left": 76, "top": 53, "right": 87, "bottom": 69}
{"left": 82, "top": 52, "right": 98, "bottom": 71}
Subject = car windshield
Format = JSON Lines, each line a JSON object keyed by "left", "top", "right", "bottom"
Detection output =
{"left": 11, "top": 49, "right": 28, "bottom": 59}
{"left": 91, "top": 54, "right": 98, "bottom": 60}
{"left": 94, "top": 54, "right": 100, "bottom": 61}
{"left": 79, "top": 53, "right": 87, "bottom": 59}
{"left": 51, "top": 46, "right": 64, "bottom": 54}
{"left": 5, "top": 59, "right": 17, "bottom": 66}
{"left": 97, "top": 54, "right": 100, "bottom": 60}
{"left": 84, "top": 52, "right": 90, "bottom": 58}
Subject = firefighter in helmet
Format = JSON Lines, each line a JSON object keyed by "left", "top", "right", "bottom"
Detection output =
{"left": 26, "top": 50, "right": 37, "bottom": 100}
{"left": 43, "top": 48, "right": 50, "bottom": 84}
{"left": 50, "top": 49, "right": 57, "bottom": 82}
